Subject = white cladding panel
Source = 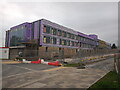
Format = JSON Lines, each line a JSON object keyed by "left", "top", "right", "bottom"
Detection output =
{"left": 0, "top": 48, "right": 9, "bottom": 59}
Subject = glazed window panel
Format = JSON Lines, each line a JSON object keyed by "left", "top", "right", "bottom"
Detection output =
{"left": 43, "top": 36, "right": 50, "bottom": 43}
{"left": 74, "top": 42, "right": 76, "bottom": 46}
{"left": 71, "top": 34, "right": 73, "bottom": 39}
{"left": 83, "top": 43, "right": 85, "bottom": 48}
{"left": 64, "top": 32, "right": 67, "bottom": 37}
{"left": 43, "top": 25, "right": 46, "bottom": 33}
{"left": 62, "top": 31, "right": 65, "bottom": 37}
{"left": 53, "top": 37, "right": 57, "bottom": 44}
{"left": 59, "top": 39, "right": 62, "bottom": 45}
{"left": 81, "top": 37, "right": 84, "bottom": 41}
{"left": 83, "top": 38, "right": 84, "bottom": 41}
{"left": 81, "top": 43, "right": 83, "bottom": 47}
{"left": 75, "top": 35, "right": 78, "bottom": 40}
{"left": 58, "top": 30, "right": 62, "bottom": 36}
{"left": 52, "top": 28, "right": 57, "bottom": 35}
{"left": 71, "top": 34, "right": 74, "bottom": 39}
{"left": 64, "top": 40, "right": 67, "bottom": 45}
{"left": 51, "top": 28, "right": 53, "bottom": 34}
{"left": 67, "top": 33, "right": 71, "bottom": 38}
{"left": 67, "top": 40, "right": 70, "bottom": 46}
{"left": 46, "top": 26, "right": 51, "bottom": 34}
{"left": 78, "top": 36, "right": 80, "bottom": 41}
{"left": 43, "top": 36, "right": 47, "bottom": 43}
{"left": 76, "top": 42, "right": 78, "bottom": 47}
{"left": 74, "top": 35, "right": 77, "bottom": 40}
{"left": 80, "top": 37, "right": 82, "bottom": 41}
{"left": 10, "top": 26, "right": 25, "bottom": 46}
{"left": 62, "top": 40, "right": 64, "bottom": 45}
{"left": 71, "top": 41, "right": 74, "bottom": 46}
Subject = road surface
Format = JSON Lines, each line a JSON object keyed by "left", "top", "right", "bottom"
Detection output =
{"left": 2, "top": 58, "right": 114, "bottom": 88}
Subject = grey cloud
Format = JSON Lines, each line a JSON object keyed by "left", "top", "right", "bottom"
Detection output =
{"left": 0, "top": 2, "right": 118, "bottom": 46}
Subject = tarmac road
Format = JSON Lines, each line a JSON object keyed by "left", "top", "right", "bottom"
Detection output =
{"left": 2, "top": 63, "right": 56, "bottom": 78}
{"left": 2, "top": 58, "right": 114, "bottom": 88}
{"left": 85, "top": 58, "right": 114, "bottom": 71}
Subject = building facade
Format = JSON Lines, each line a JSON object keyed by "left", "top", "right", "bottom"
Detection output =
{"left": 5, "top": 19, "right": 111, "bottom": 60}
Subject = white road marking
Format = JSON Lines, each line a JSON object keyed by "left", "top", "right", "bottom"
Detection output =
{"left": 3, "top": 65, "right": 39, "bottom": 79}
{"left": 3, "top": 70, "right": 39, "bottom": 79}
{"left": 12, "top": 65, "right": 37, "bottom": 72}
{"left": 3, "top": 65, "right": 59, "bottom": 79}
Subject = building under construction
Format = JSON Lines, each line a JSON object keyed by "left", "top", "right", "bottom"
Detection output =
{"left": 5, "top": 19, "right": 111, "bottom": 60}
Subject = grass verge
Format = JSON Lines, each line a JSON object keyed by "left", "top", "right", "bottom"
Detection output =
{"left": 88, "top": 71, "right": 120, "bottom": 89}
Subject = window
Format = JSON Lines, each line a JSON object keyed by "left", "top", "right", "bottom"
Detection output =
{"left": 51, "top": 28, "right": 57, "bottom": 35}
{"left": 71, "top": 41, "right": 74, "bottom": 46}
{"left": 62, "top": 31, "right": 65, "bottom": 37}
{"left": 67, "top": 33, "right": 71, "bottom": 38}
{"left": 75, "top": 42, "right": 78, "bottom": 47}
{"left": 75, "top": 35, "right": 78, "bottom": 40}
{"left": 78, "top": 36, "right": 80, "bottom": 41}
{"left": 62, "top": 39, "right": 64, "bottom": 45}
{"left": 71, "top": 34, "right": 74, "bottom": 39}
{"left": 64, "top": 40, "right": 67, "bottom": 45}
{"left": 46, "top": 26, "right": 51, "bottom": 34}
{"left": 43, "top": 26, "right": 46, "bottom": 33}
{"left": 62, "top": 31, "right": 67, "bottom": 37}
{"left": 10, "top": 26, "right": 25, "bottom": 46}
{"left": 58, "top": 30, "right": 62, "bottom": 36}
{"left": 81, "top": 37, "right": 84, "bottom": 41}
{"left": 64, "top": 32, "right": 67, "bottom": 37}
{"left": 81, "top": 43, "right": 83, "bottom": 47}
{"left": 67, "top": 40, "right": 70, "bottom": 46}
{"left": 83, "top": 43, "right": 85, "bottom": 48}
{"left": 53, "top": 37, "right": 57, "bottom": 44}
{"left": 83, "top": 38, "right": 85, "bottom": 41}
{"left": 84, "top": 44, "right": 86, "bottom": 48}
{"left": 43, "top": 36, "right": 46, "bottom": 43}
{"left": 59, "top": 39, "right": 62, "bottom": 45}
{"left": 60, "top": 39, "right": 67, "bottom": 45}
{"left": 43, "top": 25, "right": 50, "bottom": 34}
{"left": 75, "top": 35, "right": 77, "bottom": 40}
{"left": 51, "top": 28, "right": 53, "bottom": 34}
{"left": 43, "top": 36, "right": 50, "bottom": 43}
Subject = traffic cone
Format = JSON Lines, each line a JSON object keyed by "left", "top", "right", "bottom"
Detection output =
{"left": 31, "top": 58, "right": 41, "bottom": 64}
{"left": 22, "top": 59, "right": 31, "bottom": 63}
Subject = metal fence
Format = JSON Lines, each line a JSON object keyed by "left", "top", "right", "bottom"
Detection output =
{"left": 10, "top": 48, "right": 118, "bottom": 62}
{"left": 114, "top": 53, "right": 120, "bottom": 74}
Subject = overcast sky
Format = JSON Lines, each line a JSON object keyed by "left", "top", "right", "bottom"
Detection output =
{"left": 0, "top": 2, "right": 118, "bottom": 47}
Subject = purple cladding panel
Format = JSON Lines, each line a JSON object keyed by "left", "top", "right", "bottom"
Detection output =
{"left": 40, "top": 20, "right": 43, "bottom": 46}
{"left": 89, "top": 34, "right": 98, "bottom": 39}
{"left": 25, "top": 23, "right": 32, "bottom": 41}
{"left": 78, "top": 32, "right": 94, "bottom": 40}
{"left": 8, "top": 30, "right": 10, "bottom": 47}
{"left": 34, "top": 21, "right": 39, "bottom": 40}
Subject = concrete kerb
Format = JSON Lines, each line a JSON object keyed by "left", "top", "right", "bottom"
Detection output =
{"left": 63, "top": 54, "right": 114, "bottom": 65}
